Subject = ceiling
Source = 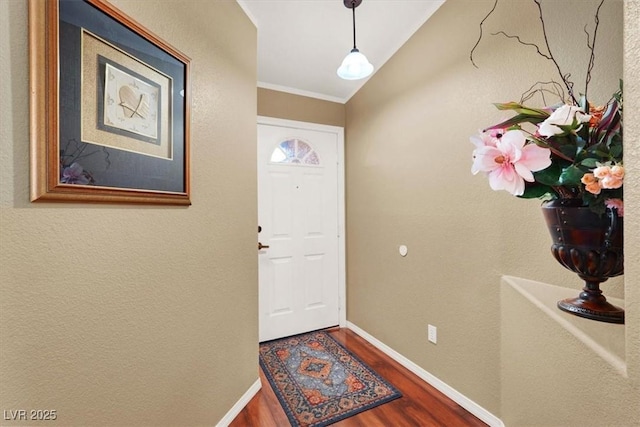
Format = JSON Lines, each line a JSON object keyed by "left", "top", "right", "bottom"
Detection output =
{"left": 237, "top": 0, "right": 445, "bottom": 103}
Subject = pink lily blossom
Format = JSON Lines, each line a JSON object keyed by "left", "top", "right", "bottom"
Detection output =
{"left": 470, "top": 128, "right": 505, "bottom": 151}
{"left": 472, "top": 129, "right": 552, "bottom": 196}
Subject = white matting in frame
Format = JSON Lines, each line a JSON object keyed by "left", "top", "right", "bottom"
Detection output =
{"left": 104, "top": 62, "right": 159, "bottom": 140}
{"left": 81, "top": 29, "right": 173, "bottom": 160}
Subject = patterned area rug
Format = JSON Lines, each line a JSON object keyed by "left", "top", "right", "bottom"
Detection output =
{"left": 259, "top": 330, "right": 402, "bottom": 426}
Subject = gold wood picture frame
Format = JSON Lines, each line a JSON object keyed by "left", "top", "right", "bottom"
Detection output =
{"left": 29, "top": 0, "right": 191, "bottom": 205}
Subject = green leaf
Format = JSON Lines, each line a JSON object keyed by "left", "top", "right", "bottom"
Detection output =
{"left": 556, "top": 124, "right": 576, "bottom": 136}
{"left": 527, "top": 135, "right": 553, "bottom": 148}
{"left": 610, "top": 141, "right": 622, "bottom": 158}
{"left": 559, "top": 165, "right": 585, "bottom": 185}
{"left": 484, "top": 114, "right": 546, "bottom": 131}
{"left": 559, "top": 143, "right": 578, "bottom": 159}
{"left": 493, "top": 102, "right": 549, "bottom": 117}
{"left": 580, "top": 158, "right": 598, "bottom": 168}
{"left": 574, "top": 136, "right": 586, "bottom": 155}
{"left": 585, "top": 195, "right": 607, "bottom": 216}
{"left": 534, "top": 163, "right": 562, "bottom": 186}
{"left": 518, "top": 183, "right": 554, "bottom": 199}
{"left": 588, "top": 147, "right": 612, "bottom": 158}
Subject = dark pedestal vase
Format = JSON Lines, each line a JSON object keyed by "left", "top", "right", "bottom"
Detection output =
{"left": 541, "top": 199, "right": 624, "bottom": 324}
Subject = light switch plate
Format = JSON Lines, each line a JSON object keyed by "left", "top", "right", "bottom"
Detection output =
{"left": 428, "top": 324, "right": 437, "bottom": 344}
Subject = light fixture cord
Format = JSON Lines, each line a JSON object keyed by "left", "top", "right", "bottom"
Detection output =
{"left": 351, "top": 1, "right": 357, "bottom": 49}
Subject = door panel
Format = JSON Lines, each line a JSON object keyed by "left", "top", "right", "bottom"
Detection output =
{"left": 258, "top": 122, "right": 340, "bottom": 342}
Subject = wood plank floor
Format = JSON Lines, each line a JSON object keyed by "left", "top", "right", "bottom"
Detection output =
{"left": 230, "top": 328, "right": 488, "bottom": 427}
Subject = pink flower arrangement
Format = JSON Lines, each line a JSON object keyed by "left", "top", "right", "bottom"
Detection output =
{"left": 471, "top": 90, "right": 623, "bottom": 216}
{"left": 469, "top": 0, "right": 623, "bottom": 216}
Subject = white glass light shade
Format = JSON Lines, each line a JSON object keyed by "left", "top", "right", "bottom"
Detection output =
{"left": 337, "top": 48, "right": 373, "bottom": 80}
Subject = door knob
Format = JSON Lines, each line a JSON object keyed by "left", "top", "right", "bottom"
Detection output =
{"left": 258, "top": 242, "right": 270, "bottom": 250}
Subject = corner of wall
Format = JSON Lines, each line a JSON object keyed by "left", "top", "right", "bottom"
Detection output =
{"left": 500, "top": 276, "right": 639, "bottom": 426}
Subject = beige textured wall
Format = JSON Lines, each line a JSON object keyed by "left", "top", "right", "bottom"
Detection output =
{"left": 345, "top": 0, "right": 630, "bottom": 420}
{"left": 501, "top": 278, "right": 639, "bottom": 426}
{"left": 624, "top": 0, "right": 640, "bottom": 388}
{"left": 0, "top": 1, "right": 258, "bottom": 426}
{"left": 258, "top": 88, "right": 346, "bottom": 127}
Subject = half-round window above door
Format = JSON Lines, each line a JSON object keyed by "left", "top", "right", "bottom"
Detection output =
{"left": 270, "top": 139, "right": 320, "bottom": 165}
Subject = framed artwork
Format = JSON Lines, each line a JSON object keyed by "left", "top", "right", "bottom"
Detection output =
{"left": 29, "top": 0, "right": 191, "bottom": 205}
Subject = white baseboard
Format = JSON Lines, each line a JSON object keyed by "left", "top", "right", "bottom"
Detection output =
{"left": 346, "top": 321, "right": 504, "bottom": 427}
{"left": 215, "top": 378, "right": 262, "bottom": 427}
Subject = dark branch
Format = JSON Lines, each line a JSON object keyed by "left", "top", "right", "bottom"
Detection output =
{"left": 470, "top": 0, "right": 604, "bottom": 108}
{"left": 534, "top": 0, "right": 579, "bottom": 105}
{"left": 520, "top": 80, "right": 565, "bottom": 105}
{"left": 491, "top": 31, "right": 552, "bottom": 59}
{"left": 585, "top": 0, "right": 605, "bottom": 102}
{"left": 584, "top": 25, "right": 593, "bottom": 50}
{"left": 469, "top": 0, "right": 498, "bottom": 68}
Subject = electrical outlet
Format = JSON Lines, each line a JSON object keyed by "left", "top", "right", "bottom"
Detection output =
{"left": 428, "top": 324, "right": 437, "bottom": 344}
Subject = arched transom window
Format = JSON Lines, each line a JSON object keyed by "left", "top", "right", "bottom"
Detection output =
{"left": 270, "top": 139, "right": 320, "bottom": 165}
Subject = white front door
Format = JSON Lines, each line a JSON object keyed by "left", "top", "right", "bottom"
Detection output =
{"left": 258, "top": 118, "right": 344, "bottom": 342}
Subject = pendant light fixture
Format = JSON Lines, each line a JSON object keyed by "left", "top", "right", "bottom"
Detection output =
{"left": 337, "top": 0, "right": 373, "bottom": 80}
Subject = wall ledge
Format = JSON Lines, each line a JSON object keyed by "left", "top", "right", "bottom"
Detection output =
{"left": 502, "top": 275, "right": 627, "bottom": 377}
